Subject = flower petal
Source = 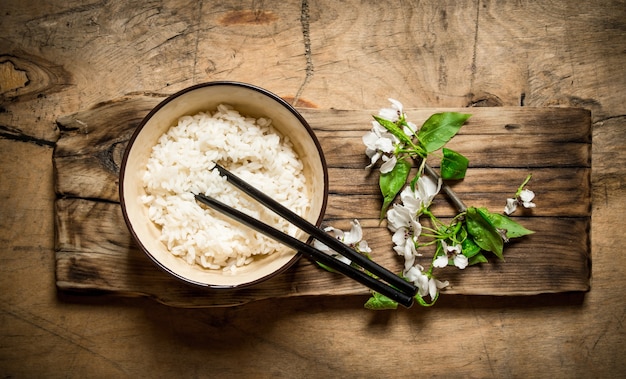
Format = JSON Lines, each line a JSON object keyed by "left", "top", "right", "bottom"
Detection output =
{"left": 362, "top": 132, "right": 379, "bottom": 148}
{"left": 343, "top": 219, "right": 363, "bottom": 245}
{"left": 333, "top": 254, "right": 352, "bottom": 266}
{"left": 428, "top": 278, "right": 439, "bottom": 300}
{"left": 520, "top": 189, "right": 536, "bottom": 209}
{"left": 504, "top": 198, "right": 518, "bottom": 215}
{"left": 435, "top": 279, "right": 449, "bottom": 289}
{"left": 378, "top": 98, "right": 404, "bottom": 122}
{"left": 324, "top": 226, "right": 343, "bottom": 240}
{"left": 375, "top": 136, "right": 395, "bottom": 153}
{"left": 380, "top": 155, "right": 397, "bottom": 174}
{"left": 400, "top": 186, "right": 422, "bottom": 214}
{"left": 387, "top": 204, "right": 410, "bottom": 231}
{"left": 411, "top": 218, "right": 422, "bottom": 237}
{"left": 433, "top": 255, "right": 449, "bottom": 268}
{"left": 403, "top": 244, "right": 416, "bottom": 271}
{"left": 417, "top": 174, "right": 442, "bottom": 208}
{"left": 417, "top": 275, "right": 429, "bottom": 297}
{"left": 391, "top": 228, "right": 408, "bottom": 247}
{"left": 378, "top": 108, "right": 399, "bottom": 122}
{"left": 356, "top": 240, "right": 372, "bottom": 254}
{"left": 312, "top": 240, "right": 330, "bottom": 253}
{"left": 520, "top": 189, "right": 535, "bottom": 203}
{"left": 404, "top": 266, "right": 422, "bottom": 283}
{"left": 404, "top": 121, "right": 417, "bottom": 136}
{"left": 388, "top": 98, "right": 404, "bottom": 113}
{"left": 454, "top": 254, "right": 469, "bottom": 269}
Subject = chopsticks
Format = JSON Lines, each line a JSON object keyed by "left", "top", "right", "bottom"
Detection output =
{"left": 194, "top": 164, "right": 418, "bottom": 308}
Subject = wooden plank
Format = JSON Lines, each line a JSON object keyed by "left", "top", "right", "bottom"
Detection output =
{"left": 326, "top": 167, "right": 590, "bottom": 217}
{"left": 307, "top": 107, "right": 592, "bottom": 138}
{"left": 319, "top": 133, "right": 591, "bottom": 169}
{"left": 53, "top": 95, "right": 591, "bottom": 306}
{"left": 54, "top": 94, "right": 163, "bottom": 201}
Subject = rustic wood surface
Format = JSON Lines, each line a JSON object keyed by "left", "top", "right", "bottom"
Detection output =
{"left": 54, "top": 102, "right": 591, "bottom": 306}
{"left": 1, "top": 0, "right": 624, "bottom": 377}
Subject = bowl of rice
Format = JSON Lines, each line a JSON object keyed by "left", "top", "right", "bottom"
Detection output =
{"left": 119, "top": 81, "right": 328, "bottom": 289}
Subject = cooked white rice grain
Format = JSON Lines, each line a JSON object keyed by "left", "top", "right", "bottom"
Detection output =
{"left": 142, "top": 105, "right": 310, "bottom": 273}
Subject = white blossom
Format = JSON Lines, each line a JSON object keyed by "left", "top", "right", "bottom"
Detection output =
{"left": 519, "top": 189, "right": 536, "bottom": 209}
{"left": 342, "top": 219, "right": 372, "bottom": 254}
{"left": 433, "top": 240, "right": 468, "bottom": 269}
{"left": 398, "top": 174, "right": 442, "bottom": 214}
{"left": 363, "top": 121, "right": 397, "bottom": 169}
{"left": 386, "top": 203, "right": 422, "bottom": 272}
{"left": 313, "top": 219, "right": 371, "bottom": 266}
{"left": 504, "top": 188, "right": 536, "bottom": 215}
{"left": 378, "top": 98, "right": 404, "bottom": 122}
{"left": 312, "top": 241, "right": 352, "bottom": 266}
{"left": 396, "top": 235, "right": 420, "bottom": 273}
{"left": 504, "top": 197, "right": 518, "bottom": 215}
{"left": 404, "top": 265, "right": 449, "bottom": 300}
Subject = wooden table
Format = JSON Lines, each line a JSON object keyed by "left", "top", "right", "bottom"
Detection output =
{"left": 1, "top": 1, "right": 624, "bottom": 377}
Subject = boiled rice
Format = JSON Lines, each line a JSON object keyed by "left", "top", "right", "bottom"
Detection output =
{"left": 141, "top": 104, "right": 310, "bottom": 273}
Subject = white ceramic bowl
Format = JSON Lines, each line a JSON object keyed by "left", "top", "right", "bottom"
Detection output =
{"left": 119, "top": 81, "right": 328, "bottom": 289}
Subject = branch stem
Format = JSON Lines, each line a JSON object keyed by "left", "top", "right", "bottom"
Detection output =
{"left": 424, "top": 164, "right": 467, "bottom": 213}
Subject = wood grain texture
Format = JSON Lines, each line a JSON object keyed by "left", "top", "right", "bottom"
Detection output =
{"left": 53, "top": 97, "right": 591, "bottom": 306}
{"left": 2, "top": 0, "right": 625, "bottom": 377}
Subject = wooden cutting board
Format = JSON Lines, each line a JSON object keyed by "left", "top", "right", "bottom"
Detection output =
{"left": 53, "top": 94, "right": 591, "bottom": 307}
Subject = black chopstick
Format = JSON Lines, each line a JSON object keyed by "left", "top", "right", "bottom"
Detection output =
{"left": 195, "top": 193, "right": 415, "bottom": 308}
{"left": 211, "top": 164, "right": 418, "bottom": 297}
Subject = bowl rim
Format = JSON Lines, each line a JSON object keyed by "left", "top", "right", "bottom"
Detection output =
{"left": 119, "top": 80, "right": 329, "bottom": 290}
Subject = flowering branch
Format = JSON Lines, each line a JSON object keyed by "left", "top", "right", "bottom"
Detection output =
{"left": 316, "top": 99, "right": 536, "bottom": 310}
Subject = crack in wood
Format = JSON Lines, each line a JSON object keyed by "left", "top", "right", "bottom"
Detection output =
{"left": 468, "top": 0, "right": 481, "bottom": 103}
{"left": 192, "top": 0, "right": 204, "bottom": 83}
{"left": 56, "top": 194, "right": 120, "bottom": 205}
{"left": 0, "top": 124, "right": 55, "bottom": 147}
{"left": 293, "top": 0, "right": 313, "bottom": 107}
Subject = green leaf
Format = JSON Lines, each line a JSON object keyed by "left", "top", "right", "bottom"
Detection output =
{"left": 373, "top": 115, "right": 415, "bottom": 148}
{"left": 315, "top": 261, "right": 337, "bottom": 273}
{"left": 465, "top": 207, "right": 504, "bottom": 260}
{"left": 441, "top": 148, "right": 469, "bottom": 180}
{"left": 460, "top": 229, "right": 482, "bottom": 258}
{"left": 379, "top": 158, "right": 411, "bottom": 218}
{"left": 364, "top": 291, "right": 398, "bottom": 310}
{"left": 483, "top": 211, "right": 534, "bottom": 239}
{"left": 417, "top": 112, "right": 471, "bottom": 153}
{"left": 468, "top": 252, "right": 489, "bottom": 266}
{"left": 414, "top": 292, "right": 438, "bottom": 307}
